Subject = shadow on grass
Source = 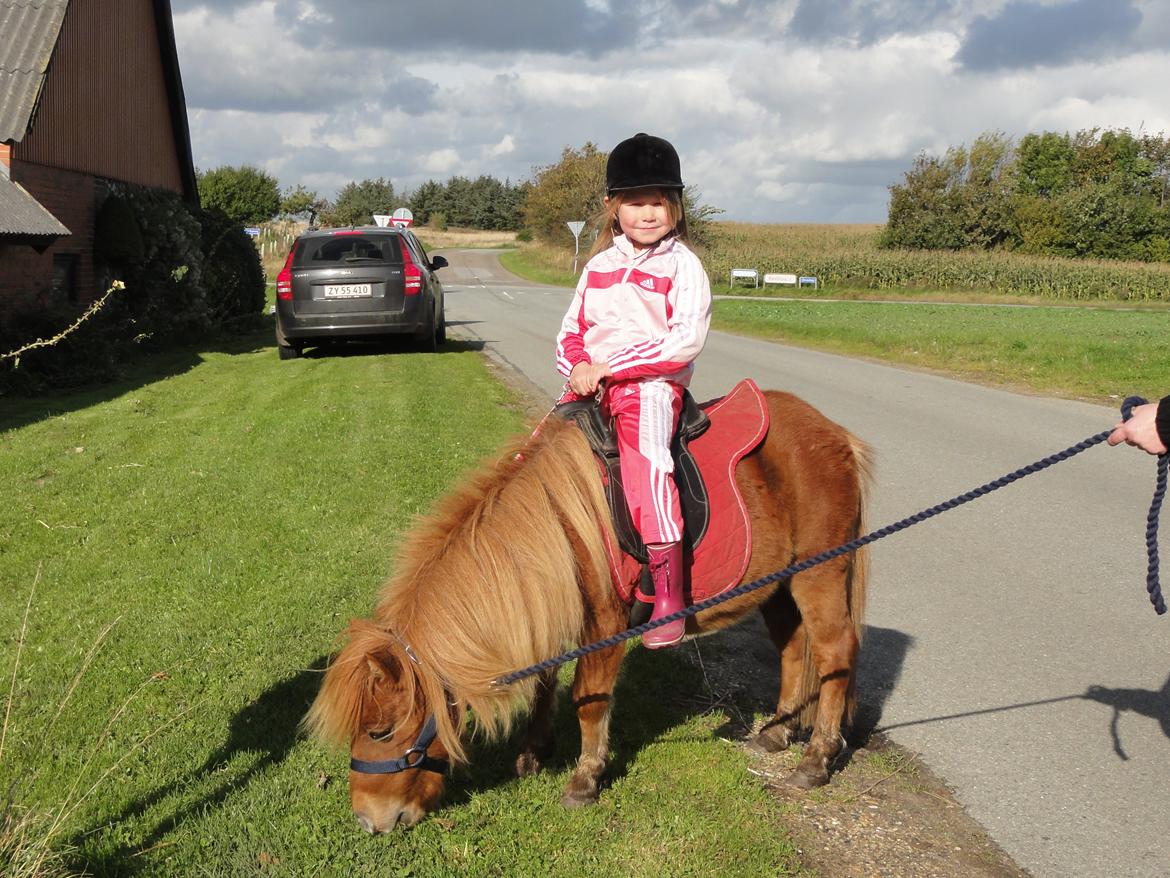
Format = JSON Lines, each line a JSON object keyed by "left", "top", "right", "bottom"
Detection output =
{"left": 69, "top": 658, "right": 328, "bottom": 876}
{"left": 439, "top": 622, "right": 920, "bottom": 811}
{"left": 0, "top": 321, "right": 486, "bottom": 434}
{"left": 0, "top": 322, "right": 274, "bottom": 434}
{"left": 295, "top": 337, "right": 484, "bottom": 359}
{"left": 440, "top": 644, "right": 714, "bottom": 811}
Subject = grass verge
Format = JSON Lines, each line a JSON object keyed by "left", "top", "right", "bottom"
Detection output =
{"left": 499, "top": 241, "right": 1168, "bottom": 402}
{"left": 499, "top": 244, "right": 581, "bottom": 287}
{"left": 712, "top": 298, "right": 1169, "bottom": 402}
{"left": 0, "top": 327, "right": 798, "bottom": 876}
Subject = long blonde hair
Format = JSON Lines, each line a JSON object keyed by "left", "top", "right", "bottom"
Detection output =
{"left": 587, "top": 187, "right": 688, "bottom": 259}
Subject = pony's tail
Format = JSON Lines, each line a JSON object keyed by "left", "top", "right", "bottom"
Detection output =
{"left": 796, "top": 431, "right": 873, "bottom": 729}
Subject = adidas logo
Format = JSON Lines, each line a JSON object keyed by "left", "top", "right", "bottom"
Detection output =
{"left": 639, "top": 278, "right": 655, "bottom": 290}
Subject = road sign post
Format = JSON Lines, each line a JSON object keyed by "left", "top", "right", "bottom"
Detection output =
{"left": 566, "top": 221, "right": 586, "bottom": 274}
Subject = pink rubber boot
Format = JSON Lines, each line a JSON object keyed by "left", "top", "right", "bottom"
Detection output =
{"left": 643, "top": 543, "right": 686, "bottom": 649}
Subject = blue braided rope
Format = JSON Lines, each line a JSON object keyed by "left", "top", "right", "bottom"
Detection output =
{"left": 1121, "top": 396, "right": 1167, "bottom": 616}
{"left": 493, "top": 400, "right": 1164, "bottom": 687}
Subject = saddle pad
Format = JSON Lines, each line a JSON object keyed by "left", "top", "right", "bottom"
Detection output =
{"left": 607, "top": 378, "right": 770, "bottom": 604}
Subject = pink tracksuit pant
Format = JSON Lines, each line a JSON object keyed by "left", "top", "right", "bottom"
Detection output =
{"left": 602, "top": 379, "right": 685, "bottom": 545}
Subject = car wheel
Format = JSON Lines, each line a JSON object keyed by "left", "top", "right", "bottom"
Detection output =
{"left": 436, "top": 306, "right": 446, "bottom": 346}
{"left": 275, "top": 321, "right": 302, "bottom": 360}
{"left": 417, "top": 303, "right": 438, "bottom": 353}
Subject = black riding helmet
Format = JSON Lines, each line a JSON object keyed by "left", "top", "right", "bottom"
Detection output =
{"left": 606, "top": 133, "right": 684, "bottom": 195}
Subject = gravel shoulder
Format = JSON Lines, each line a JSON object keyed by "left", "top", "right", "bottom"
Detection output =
{"left": 689, "top": 621, "right": 1031, "bottom": 878}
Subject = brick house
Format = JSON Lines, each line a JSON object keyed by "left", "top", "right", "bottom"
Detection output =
{"left": 0, "top": 0, "right": 198, "bottom": 313}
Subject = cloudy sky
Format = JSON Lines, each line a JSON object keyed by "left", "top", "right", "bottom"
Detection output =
{"left": 171, "top": 0, "right": 1170, "bottom": 223}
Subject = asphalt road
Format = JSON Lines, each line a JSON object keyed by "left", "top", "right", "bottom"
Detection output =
{"left": 438, "top": 248, "right": 1170, "bottom": 878}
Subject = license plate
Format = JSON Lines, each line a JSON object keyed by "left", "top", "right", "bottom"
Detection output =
{"left": 323, "top": 283, "right": 372, "bottom": 298}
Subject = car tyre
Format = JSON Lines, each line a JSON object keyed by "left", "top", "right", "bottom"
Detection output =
{"left": 417, "top": 302, "right": 438, "bottom": 353}
{"left": 436, "top": 306, "right": 446, "bottom": 346}
{"left": 275, "top": 320, "right": 302, "bottom": 360}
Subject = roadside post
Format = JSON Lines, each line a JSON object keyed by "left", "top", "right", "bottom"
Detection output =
{"left": 566, "top": 221, "right": 585, "bottom": 274}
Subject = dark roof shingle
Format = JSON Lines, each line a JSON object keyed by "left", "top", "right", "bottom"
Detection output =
{"left": 0, "top": 0, "right": 68, "bottom": 142}
{"left": 0, "top": 173, "right": 70, "bottom": 236}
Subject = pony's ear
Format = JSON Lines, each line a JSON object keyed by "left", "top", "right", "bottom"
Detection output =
{"left": 365, "top": 651, "right": 400, "bottom": 684}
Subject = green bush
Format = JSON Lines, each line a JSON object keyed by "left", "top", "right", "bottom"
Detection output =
{"left": 198, "top": 207, "right": 266, "bottom": 323}
{"left": 0, "top": 302, "right": 123, "bottom": 395}
{"left": 515, "top": 228, "right": 533, "bottom": 242}
{"left": 429, "top": 210, "right": 449, "bottom": 231}
{"left": 94, "top": 194, "right": 144, "bottom": 266}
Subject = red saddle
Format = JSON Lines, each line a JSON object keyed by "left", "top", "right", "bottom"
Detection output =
{"left": 604, "top": 378, "right": 770, "bottom": 605}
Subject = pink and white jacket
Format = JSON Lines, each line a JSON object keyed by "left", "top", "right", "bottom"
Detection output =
{"left": 555, "top": 233, "right": 712, "bottom": 387}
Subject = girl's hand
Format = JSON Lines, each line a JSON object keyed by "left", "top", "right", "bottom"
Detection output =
{"left": 569, "top": 362, "right": 613, "bottom": 395}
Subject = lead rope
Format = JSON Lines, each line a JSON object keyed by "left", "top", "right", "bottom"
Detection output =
{"left": 494, "top": 398, "right": 1165, "bottom": 688}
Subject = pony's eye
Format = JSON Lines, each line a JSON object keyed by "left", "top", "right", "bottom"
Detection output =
{"left": 368, "top": 728, "right": 393, "bottom": 741}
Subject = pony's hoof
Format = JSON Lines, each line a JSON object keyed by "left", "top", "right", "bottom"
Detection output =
{"left": 748, "top": 728, "right": 792, "bottom": 754}
{"left": 787, "top": 766, "right": 829, "bottom": 790}
{"left": 515, "top": 752, "right": 543, "bottom": 777}
{"left": 560, "top": 786, "right": 600, "bottom": 809}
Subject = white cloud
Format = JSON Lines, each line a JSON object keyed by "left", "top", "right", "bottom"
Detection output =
{"left": 423, "top": 149, "right": 462, "bottom": 174}
{"left": 172, "top": 0, "right": 1170, "bottom": 222}
{"left": 489, "top": 135, "right": 517, "bottom": 157}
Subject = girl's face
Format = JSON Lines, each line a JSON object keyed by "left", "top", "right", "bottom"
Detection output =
{"left": 610, "top": 190, "right": 673, "bottom": 250}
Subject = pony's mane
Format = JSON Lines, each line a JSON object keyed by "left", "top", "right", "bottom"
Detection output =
{"left": 369, "top": 418, "right": 614, "bottom": 763}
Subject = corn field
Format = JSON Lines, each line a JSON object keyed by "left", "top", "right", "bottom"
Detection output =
{"left": 705, "top": 223, "right": 1170, "bottom": 301}
{"left": 255, "top": 219, "right": 306, "bottom": 276}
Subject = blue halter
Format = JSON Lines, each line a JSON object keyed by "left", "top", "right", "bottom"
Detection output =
{"left": 350, "top": 712, "right": 449, "bottom": 775}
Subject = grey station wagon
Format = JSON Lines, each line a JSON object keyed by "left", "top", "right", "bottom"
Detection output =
{"left": 274, "top": 226, "right": 447, "bottom": 359}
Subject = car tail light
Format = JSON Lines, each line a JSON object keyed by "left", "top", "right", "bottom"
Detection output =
{"left": 401, "top": 245, "right": 422, "bottom": 295}
{"left": 276, "top": 247, "right": 295, "bottom": 300}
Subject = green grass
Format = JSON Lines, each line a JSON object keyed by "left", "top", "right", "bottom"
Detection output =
{"left": 499, "top": 241, "right": 1169, "bottom": 402}
{"left": 712, "top": 298, "right": 1169, "bottom": 402}
{"left": 499, "top": 246, "right": 580, "bottom": 287}
{"left": 0, "top": 327, "right": 797, "bottom": 876}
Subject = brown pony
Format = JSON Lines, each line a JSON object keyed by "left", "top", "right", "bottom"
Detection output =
{"left": 305, "top": 390, "right": 871, "bottom": 834}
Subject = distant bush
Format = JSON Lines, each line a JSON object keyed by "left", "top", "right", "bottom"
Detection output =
{"left": 197, "top": 164, "right": 280, "bottom": 226}
{"left": 429, "top": 211, "right": 448, "bottom": 232}
{"left": 516, "top": 228, "right": 533, "bottom": 242}
{"left": 883, "top": 128, "right": 1170, "bottom": 262}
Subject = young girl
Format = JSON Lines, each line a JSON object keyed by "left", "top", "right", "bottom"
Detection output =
{"left": 554, "top": 133, "right": 712, "bottom": 649}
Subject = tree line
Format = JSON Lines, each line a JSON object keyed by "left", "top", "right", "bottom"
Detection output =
{"left": 195, "top": 145, "right": 721, "bottom": 245}
{"left": 883, "top": 128, "right": 1170, "bottom": 262}
{"left": 196, "top": 166, "right": 527, "bottom": 230}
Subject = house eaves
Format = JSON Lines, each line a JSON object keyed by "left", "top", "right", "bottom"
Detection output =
{"left": 0, "top": 174, "right": 70, "bottom": 237}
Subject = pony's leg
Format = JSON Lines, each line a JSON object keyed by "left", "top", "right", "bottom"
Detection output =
{"left": 516, "top": 668, "right": 558, "bottom": 777}
{"left": 750, "top": 586, "right": 806, "bottom": 753}
{"left": 561, "top": 643, "right": 625, "bottom": 807}
{"left": 787, "top": 558, "right": 858, "bottom": 789}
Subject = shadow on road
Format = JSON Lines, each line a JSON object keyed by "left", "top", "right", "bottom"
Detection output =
{"left": 1083, "top": 675, "right": 1170, "bottom": 759}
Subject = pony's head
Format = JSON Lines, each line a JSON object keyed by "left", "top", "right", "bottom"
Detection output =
{"left": 306, "top": 420, "right": 612, "bottom": 831}
{"left": 304, "top": 620, "right": 453, "bottom": 833}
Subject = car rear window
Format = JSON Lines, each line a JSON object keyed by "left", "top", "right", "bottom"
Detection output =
{"left": 294, "top": 234, "right": 403, "bottom": 267}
